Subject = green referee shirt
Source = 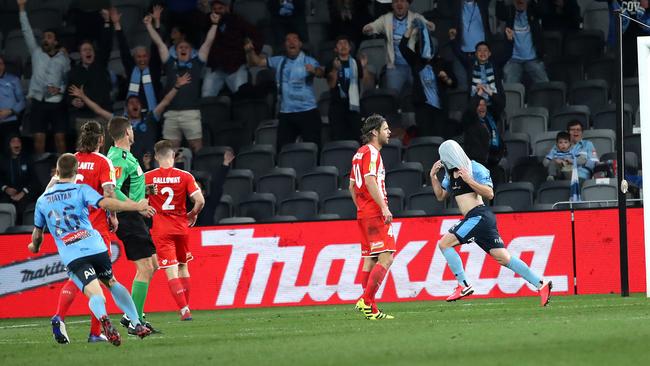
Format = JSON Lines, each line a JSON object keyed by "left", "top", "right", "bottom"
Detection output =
{"left": 107, "top": 146, "right": 145, "bottom": 202}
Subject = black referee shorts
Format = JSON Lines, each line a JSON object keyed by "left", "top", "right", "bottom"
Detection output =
{"left": 116, "top": 211, "right": 156, "bottom": 261}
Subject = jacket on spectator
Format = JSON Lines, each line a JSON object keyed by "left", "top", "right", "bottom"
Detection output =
{"left": 462, "top": 94, "right": 506, "bottom": 165}
{"left": 0, "top": 152, "right": 36, "bottom": 201}
{"left": 0, "top": 72, "right": 25, "bottom": 122}
{"left": 365, "top": 10, "right": 431, "bottom": 68}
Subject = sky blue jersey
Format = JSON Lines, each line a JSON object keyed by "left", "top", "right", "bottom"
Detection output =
{"left": 34, "top": 182, "right": 107, "bottom": 266}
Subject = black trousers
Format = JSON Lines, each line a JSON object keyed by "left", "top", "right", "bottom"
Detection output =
{"left": 328, "top": 103, "right": 361, "bottom": 142}
{"left": 277, "top": 109, "right": 321, "bottom": 152}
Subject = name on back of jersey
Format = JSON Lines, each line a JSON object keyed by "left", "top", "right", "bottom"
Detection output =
{"left": 153, "top": 176, "right": 181, "bottom": 184}
{"left": 78, "top": 162, "right": 95, "bottom": 170}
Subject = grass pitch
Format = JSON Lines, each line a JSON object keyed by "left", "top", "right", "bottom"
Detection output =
{"left": 1, "top": 294, "right": 649, "bottom": 366}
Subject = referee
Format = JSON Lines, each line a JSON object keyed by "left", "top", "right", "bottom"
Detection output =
{"left": 107, "top": 116, "right": 159, "bottom": 334}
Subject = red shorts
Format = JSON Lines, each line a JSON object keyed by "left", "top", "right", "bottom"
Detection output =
{"left": 152, "top": 233, "right": 193, "bottom": 268}
{"left": 357, "top": 216, "right": 396, "bottom": 257}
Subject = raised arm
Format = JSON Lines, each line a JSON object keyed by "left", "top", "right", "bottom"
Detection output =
{"left": 68, "top": 85, "right": 113, "bottom": 120}
{"left": 17, "top": 0, "right": 38, "bottom": 54}
{"left": 153, "top": 73, "right": 191, "bottom": 118}
{"left": 398, "top": 28, "right": 419, "bottom": 67}
{"left": 362, "top": 14, "right": 386, "bottom": 35}
{"left": 244, "top": 38, "right": 268, "bottom": 67}
{"left": 430, "top": 161, "right": 450, "bottom": 202}
{"left": 112, "top": 8, "right": 135, "bottom": 73}
{"left": 144, "top": 14, "right": 169, "bottom": 63}
{"left": 198, "top": 13, "right": 220, "bottom": 62}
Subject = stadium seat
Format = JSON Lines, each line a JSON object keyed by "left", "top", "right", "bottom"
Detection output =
{"left": 193, "top": 146, "right": 231, "bottom": 173}
{"left": 582, "top": 2, "right": 609, "bottom": 42}
{"left": 321, "top": 190, "right": 356, "bottom": 219}
{"left": 532, "top": 203, "right": 556, "bottom": 211}
{"left": 360, "top": 88, "right": 400, "bottom": 121}
{"left": 4, "top": 225, "right": 33, "bottom": 234}
{"left": 527, "top": 81, "right": 566, "bottom": 115}
{"left": 581, "top": 178, "right": 618, "bottom": 205}
{"left": 318, "top": 91, "right": 331, "bottom": 119}
{"left": 0, "top": 204, "right": 17, "bottom": 233}
{"left": 623, "top": 78, "right": 639, "bottom": 114}
{"left": 395, "top": 209, "right": 427, "bottom": 218}
{"left": 440, "top": 207, "right": 461, "bottom": 216}
{"left": 312, "top": 78, "right": 330, "bottom": 107}
{"left": 491, "top": 205, "right": 514, "bottom": 213}
{"left": 238, "top": 193, "right": 276, "bottom": 221}
{"left": 200, "top": 96, "right": 231, "bottom": 126}
{"left": 537, "top": 180, "right": 571, "bottom": 205}
{"left": 264, "top": 215, "right": 298, "bottom": 223}
{"left": 583, "top": 129, "right": 616, "bottom": 156}
{"left": 219, "top": 217, "right": 256, "bottom": 224}
{"left": 386, "top": 187, "right": 405, "bottom": 213}
{"left": 592, "top": 104, "right": 634, "bottom": 135}
{"left": 255, "top": 119, "right": 278, "bottom": 148}
{"left": 407, "top": 187, "right": 444, "bottom": 215}
{"left": 22, "top": 203, "right": 35, "bottom": 226}
{"left": 494, "top": 182, "right": 535, "bottom": 211}
{"left": 174, "top": 147, "right": 192, "bottom": 171}
{"left": 404, "top": 136, "right": 443, "bottom": 181}
{"left": 278, "top": 191, "right": 319, "bottom": 220}
{"left": 223, "top": 169, "right": 254, "bottom": 208}
{"left": 358, "top": 39, "right": 387, "bottom": 78}
{"left": 624, "top": 134, "right": 641, "bottom": 168}
{"left": 542, "top": 31, "right": 563, "bottom": 63}
{"left": 278, "top": 142, "right": 319, "bottom": 177}
{"left": 209, "top": 121, "right": 250, "bottom": 153}
{"left": 233, "top": 99, "right": 272, "bottom": 141}
{"left": 234, "top": 144, "right": 275, "bottom": 182}
{"left": 503, "top": 132, "right": 531, "bottom": 168}
{"left": 299, "top": 166, "right": 339, "bottom": 199}
{"left": 508, "top": 107, "right": 548, "bottom": 140}
{"left": 312, "top": 213, "right": 341, "bottom": 221}
{"left": 546, "top": 58, "right": 584, "bottom": 87}
{"left": 600, "top": 151, "right": 639, "bottom": 174}
{"left": 446, "top": 89, "right": 469, "bottom": 113}
{"left": 550, "top": 105, "right": 590, "bottom": 132}
{"left": 32, "top": 153, "right": 58, "bottom": 192}
{"left": 320, "top": 140, "right": 360, "bottom": 179}
{"left": 510, "top": 157, "right": 547, "bottom": 191}
{"left": 232, "top": 0, "right": 270, "bottom": 25}
{"left": 568, "top": 80, "right": 609, "bottom": 113}
{"left": 381, "top": 138, "right": 403, "bottom": 170}
{"left": 386, "top": 162, "right": 424, "bottom": 198}
{"left": 257, "top": 167, "right": 297, "bottom": 205}
{"left": 532, "top": 131, "right": 560, "bottom": 157}
{"left": 213, "top": 195, "right": 234, "bottom": 224}
{"left": 503, "top": 83, "right": 525, "bottom": 117}
{"left": 585, "top": 57, "right": 616, "bottom": 89}
{"left": 563, "top": 29, "right": 604, "bottom": 61}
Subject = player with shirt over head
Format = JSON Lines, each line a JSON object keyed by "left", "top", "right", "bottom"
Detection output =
{"left": 29, "top": 154, "right": 155, "bottom": 346}
{"left": 49, "top": 121, "right": 119, "bottom": 344}
{"left": 430, "top": 140, "right": 552, "bottom": 306}
{"left": 145, "top": 140, "right": 205, "bottom": 321}
{"left": 349, "top": 114, "right": 395, "bottom": 320}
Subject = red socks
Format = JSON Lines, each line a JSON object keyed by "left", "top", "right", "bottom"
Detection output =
{"left": 167, "top": 278, "right": 188, "bottom": 310}
{"left": 362, "top": 264, "right": 388, "bottom": 305}
{"left": 90, "top": 315, "right": 102, "bottom": 336}
{"left": 56, "top": 280, "right": 79, "bottom": 320}
{"left": 180, "top": 277, "right": 191, "bottom": 304}
{"left": 360, "top": 270, "right": 371, "bottom": 291}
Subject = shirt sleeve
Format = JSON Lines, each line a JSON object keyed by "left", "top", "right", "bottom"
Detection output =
{"left": 473, "top": 163, "right": 493, "bottom": 188}
{"left": 113, "top": 164, "right": 128, "bottom": 201}
{"left": 361, "top": 149, "right": 379, "bottom": 177}
{"left": 268, "top": 56, "right": 282, "bottom": 70}
{"left": 33, "top": 200, "right": 46, "bottom": 229}
{"left": 101, "top": 158, "right": 116, "bottom": 188}
{"left": 545, "top": 146, "right": 557, "bottom": 161}
{"left": 81, "top": 184, "right": 104, "bottom": 209}
{"left": 306, "top": 56, "right": 320, "bottom": 68}
{"left": 187, "top": 172, "right": 201, "bottom": 196}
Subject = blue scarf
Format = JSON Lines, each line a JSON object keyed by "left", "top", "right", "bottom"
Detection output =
{"left": 128, "top": 67, "right": 157, "bottom": 112}
{"left": 471, "top": 61, "right": 497, "bottom": 102}
{"left": 337, "top": 57, "right": 360, "bottom": 112}
{"left": 480, "top": 113, "right": 500, "bottom": 149}
{"left": 416, "top": 18, "right": 432, "bottom": 59}
{"left": 570, "top": 151, "right": 581, "bottom": 202}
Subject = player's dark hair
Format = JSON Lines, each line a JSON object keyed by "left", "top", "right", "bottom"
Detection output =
{"left": 556, "top": 131, "right": 570, "bottom": 142}
{"left": 77, "top": 121, "right": 103, "bottom": 153}
{"left": 108, "top": 116, "right": 131, "bottom": 141}
{"left": 360, "top": 114, "right": 386, "bottom": 144}
{"left": 154, "top": 140, "right": 175, "bottom": 157}
{"left": 57, "top": 153, "right": 78, "bottom": 179}
{"left": 566, "top": 119, "right": 584, "bottom": 131}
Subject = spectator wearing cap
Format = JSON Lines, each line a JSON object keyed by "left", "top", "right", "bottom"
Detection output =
{"left": 0, "top": 135, "right": 37, "bottom": 222}
{"left": 18, "top": 0, "right": 70, "bottom": 155}
{"left": 245, "top": 32, "right": 324, "bottom": 151}
{"left": 67, "top": 10, "right": 113, "bottom": 135}
{"left": 268, "top": 0, "right": 309, "bottom": 50}
{"left": 326, "top": 35, "right": 373, "bottom": 141}
{"left": 202, "top": 0, "right": 264, "bottom": 97}
{"left": 362, "top": 0, "right": 435, "bottom": 94}
{"left": 496, "top": 0, "right": 549, "bottom": 84}
{"left": 0, "top": 55, "right": 25, "bottom": 140}
{"left": 448, "top": 0, "right": 492, "bottom": 89}
{"left": 399, "top": 19, "right": 456, "bottom": 138}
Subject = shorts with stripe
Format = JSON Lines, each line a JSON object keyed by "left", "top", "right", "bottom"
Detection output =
{"left": 449, "top": 205, "right": 505, "bottom": 253}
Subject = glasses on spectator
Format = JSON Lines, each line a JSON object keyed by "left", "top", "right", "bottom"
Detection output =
{"left": 569, "top": 127, "right": 582, "bottom": 132}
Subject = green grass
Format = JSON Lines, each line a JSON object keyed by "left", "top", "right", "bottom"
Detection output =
{"left": 1, "top": 295, "right": 649, "bottom": 366}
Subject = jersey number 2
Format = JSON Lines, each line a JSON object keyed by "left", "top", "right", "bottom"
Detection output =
{"left": 161, "top": 187, "right": 175, "bottom": 210}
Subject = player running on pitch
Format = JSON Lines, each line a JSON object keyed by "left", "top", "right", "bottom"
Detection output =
{"left": 145, "top": 140, "right": 205, "bottom": 321}
{"left": 350, "top": 114, "right": 395, "bottom": 320}
{"left": 430, "top": 140, "right": 552, "bottom": 306}
{"left": 29, "top": 154, "right": 155, "bottom": 346}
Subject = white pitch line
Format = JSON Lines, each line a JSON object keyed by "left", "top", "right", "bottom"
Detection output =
{"left": 0, "top": 319, "right": 88, "bottom": 330}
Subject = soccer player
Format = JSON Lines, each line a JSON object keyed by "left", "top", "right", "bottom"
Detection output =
{"left": 28, "top": 154, "right": 155, "bottom": 346}
{"left": 430, "top": 140, "right": 552, "bottom": 306}
{"left": 349, "top": 114, "right": 395, "bottom": 320}
{"left": 145, "top": 140, "right": 205, "bottom": 320}
{"left": 107, "top": 116, "right": 159, "bottom": 333}
{"left": 50, "top": 121, "right": 118, "bottom": 344}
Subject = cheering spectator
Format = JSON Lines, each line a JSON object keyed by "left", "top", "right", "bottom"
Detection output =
{"left": 67, "top": 9, "right": 113, "bottom": 133}
{"left": 328, "top": 0, "right": 373, "bottom": 48}
{"left": 540, "top": 0, "right": 582, "bottom": 32}
{"left": 245, "top": 33, "right": 324, "bottom": 151}
{"left": 326, "top": 36, "right": 372, "bottom": 141}
{"left": 362, "top": 0, "right": 435, "bottom": 94}
{"left": 112, "top": 6, "right": 162, "bottom": 112}
{"left": 197, "top": 148, "right": 234, "bottom": 226}
{"left": 455, "top": 41, "right": 506, "bottom": 104}
{"left": 399, "top": 20, "right": 456, "bottom": 138}
{"left": 202, "top": 0, "right": 264, "bottom": 97}
{"left": 268, "top": 0, "right": 309, "bottom": 49}
{"left": 449, "top": 0, "right": 492, "bottom": 88}
{"left": 0, "top": 136, "right": 36, "bottom": 222}
{"left": 0, "top": 55, "right": 25, "bottom": 141}
{"left": 567, "top": 120, "right": 599, "bottom": 182}
{"left": 544, "top": 131, "right": 574, "bottom": 181}
{"left": 68, "top": 74, "right": 191, "bottom": 163}
{"left": 496, "top": 0, "right": 549, "bottom": 84}
{"left": 147, "top": 12, "right": 220, "bottom": 153}
{"left": 18, "top": 0, "right": 70, "bottom": 155}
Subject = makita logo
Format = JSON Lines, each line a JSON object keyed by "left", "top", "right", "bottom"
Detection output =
{"left": 21, "top": 261, "right": 66, "bottom": 282}
{"left": 202, "top": 220, "right": 568, "bottom": 307}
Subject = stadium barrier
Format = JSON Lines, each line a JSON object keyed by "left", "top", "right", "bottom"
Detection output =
{"left": 0, "top": 208, "right": 645, "bottom": 318}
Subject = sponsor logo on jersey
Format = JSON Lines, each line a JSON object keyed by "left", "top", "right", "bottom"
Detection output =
{"left": 370, "top": 241, "right": 384, "bottom": 250}
{"left": 114, "top": 166, "right": 122, "bottom": 179}
{"left": 61, "top": 230, "right": 92, "bottom": 245}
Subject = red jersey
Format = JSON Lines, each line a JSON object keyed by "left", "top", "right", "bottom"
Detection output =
{"left": 350, "top": 144, "right": 387, "bottom": 219}
{"left": 145, "top": 167, "right": 201, "bottom": 235}
{"left": 74, "top": 151, "right": 115, "bottom": 237}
